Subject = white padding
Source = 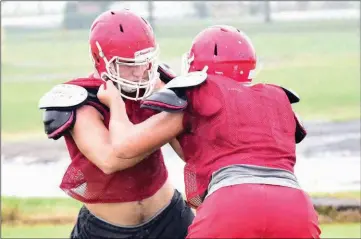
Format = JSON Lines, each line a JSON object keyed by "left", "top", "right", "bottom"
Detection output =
{"left": 165, "top": 71, "right": 207, "bottom": 90}
{"left": 38, "top": 84, "right": 88, "bottom": 109}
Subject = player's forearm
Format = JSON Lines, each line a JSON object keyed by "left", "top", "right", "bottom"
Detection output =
{"left": 107, "top": 97, "right": 184, "bottom": 165}
{"left": 108, "top": 99, "right": 138, "bottom": 159}
{"left": 104, "top": 110, "right": 148, "bottom": 171}
{"left": 109, "top": 100, "right": 131, "bottom": 143}
{"left": 114, "top": 111, "right": 185, "bottom": 161}
{"left": 109, "top": 118, "right": 159, "bottom": 160}
{"left": 106, "top": 99, "right": 160, "bottom": 172}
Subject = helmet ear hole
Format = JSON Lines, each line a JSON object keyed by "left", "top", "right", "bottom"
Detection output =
{"left": 92, "top": 52, "right": 100, "bottom": 63}
{"left": 214, "top": 44, "right": 218, "bottom": 56}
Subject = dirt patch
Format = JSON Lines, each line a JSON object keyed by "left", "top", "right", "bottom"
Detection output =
{"left": 1, "top": 138, "right": 68, "bottom": 163}
{"left": 3, "top": 217, "right": 77, "bottom": 227}
{"left": 1, "top": 205, "right": 79, "bottom": 226}
{"left": 2, "top": 204, "right": 359, "bottom": 226}
{"left": 1, "top": 120, "right": 359, "bottom": 225}
{"left": 2, "top": 120, "right": 359, "bottom": 163}
{"left": 317, "top": 207, "right": 361, "bottom": 224}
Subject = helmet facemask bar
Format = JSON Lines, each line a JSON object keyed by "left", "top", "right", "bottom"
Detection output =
{"left": 96, "top": 41, "right": 160, "bottom": 101}
{"left": 181, "top": 52, "right": 194, "bottom": 76}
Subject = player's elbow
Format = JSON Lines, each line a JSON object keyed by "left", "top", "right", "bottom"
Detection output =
{"left": 99, "top": 152, "right": 127, "bottom": 174}
{"left": 112, "top": 141, "right": 140, "bottom": 159}
{"left": 99, "top": 147, "right": 141, "bottom": 174}
{"left": 100, "top": 159, "right": 132, "bottom": 174}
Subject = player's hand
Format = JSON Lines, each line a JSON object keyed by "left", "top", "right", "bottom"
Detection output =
{"left": 154, "top": 78, "right": 166, "bottom": 91}
{"left": 97, "top": 80, "right": 124, "bottom": 108}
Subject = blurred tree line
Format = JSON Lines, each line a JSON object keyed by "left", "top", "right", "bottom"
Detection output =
{"left": 62, "top": 1, "right": 359, "bottom": 30}
{"left": 62, "top": 1, "right": 272, "bottom": 30}
{"left": 63, "top": 1, "right": 114, "bottom": 29}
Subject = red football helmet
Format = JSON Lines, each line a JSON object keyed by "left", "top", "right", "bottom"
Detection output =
{"left": 89, "top": 9, "right": 159, "bottom": 100}
{"left": 182, "top": 25, "right": 258, "bottom": 83}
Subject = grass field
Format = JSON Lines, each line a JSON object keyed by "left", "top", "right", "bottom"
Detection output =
{"left": 1, "top": 196, "right": 82, "bottom": 224}
{"left": 1, "top": 193, "right": 360, "bottom": 238}
{"left": 2, "top": 223, "right": 360, "bottom": 238}
{"left": 2, "top": 19, "right": 359, "bottom": 238}
{"left": 311, "top": 191, "right": 361, "bottom": 200}
{"left": 2, "top": 191, "right": 360, "bottom": 225}
{"left": 2, "top": 20, "right": 360, "bottom": 136}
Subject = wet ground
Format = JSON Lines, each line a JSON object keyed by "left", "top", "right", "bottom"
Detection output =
{"left": 1, "top": 120, "right": 360, "bottom": 200}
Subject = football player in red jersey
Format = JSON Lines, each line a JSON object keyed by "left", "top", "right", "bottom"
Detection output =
{"left": 97, "top": 25, "right": 321, "bottom": 238}
{"left": 38, "top": 9, "right": 194, "bottom": 239}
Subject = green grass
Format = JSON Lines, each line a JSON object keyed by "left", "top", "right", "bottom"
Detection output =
{"left": 1, "top": 79, "right": 64, "bottom": 133}
{"left": 310, "top": 191, "right": 361, "bottom": 201}
{"left": 2, "top": 20, "right": 360, "bottom": 135}
{"left": 1, "top": 224, "right": 74, "bottom": 238}
{"left": 1, "top": 193, "right": 360, "bottom": 238}
{"left": 2, "top": 196, "right": 82, "bottom": 214}
{"left": 2, "top": 191, "right": 359, "bottom": 224}
{"left": 257, "top": 53, "right": 360, "bottom": 121}
{"left": 320, "top": 223, "right": 361, "bottom": 238}
{"left": 1, "top": 223, "right": 360, "bottom": 238}
{"left": 1, "top": 196, "right": 82, "bottom": 224}
{"left": 1, "top": 31, "right": 189, "bottom": 79}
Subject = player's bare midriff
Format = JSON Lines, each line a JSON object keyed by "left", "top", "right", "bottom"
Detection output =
{"left": 85, "top": 178, "right": 175, "bottom": 226}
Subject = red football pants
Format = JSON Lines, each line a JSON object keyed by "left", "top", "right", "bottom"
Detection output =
{"left": 187, "top": 184, "right": 321, "bottom": 238}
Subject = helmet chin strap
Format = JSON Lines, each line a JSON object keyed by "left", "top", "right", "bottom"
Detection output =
{"left": 120, "top": 84, "right": 137, "bottom": 93}
{"left": 101, "top": 71, "right": 156, "bottom": 101}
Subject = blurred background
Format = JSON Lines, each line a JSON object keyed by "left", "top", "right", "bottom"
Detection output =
{"left": 1, "top": 1, "right": 360, "bottom": 238}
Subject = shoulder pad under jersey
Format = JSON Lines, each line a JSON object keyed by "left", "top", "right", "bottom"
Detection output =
{"left": 280, "top": 86, "right": 300, "bottom": 104}
{"left": 294, "top": 112, "right": 307, "bottom": 143}
{"left": 164, "top": 71, "right": 207, "bottom": 90}
{"left": 38, "top": 84, "right": 88, "bottom": 110}
{"left": 158, "top": 63, "right": 177, "bottom": 84}
{"left": 266, "top": 84, "right": 300, "bottom": 104}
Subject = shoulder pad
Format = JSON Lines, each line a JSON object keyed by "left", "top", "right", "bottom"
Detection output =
{"left": 280, "top": 86, "right": 300, "bottom": 104}
{"left": 38, "top": 84, "right": 88, "bottom": 110}
{"left": 294, "top": 112, "right": 307, "bottom": 143}
{"left": 165, "top": 71, "right": 207, "bottom": 90}
{"left": 141, "top": 88, "right": 187, "bottom": 113}
{"left": 43, "top": 109, "right": 75, "bottom": 140}
{"left": 266, "top": 84, "right": 300, "bottom": 104}
{"left": 158, "top": 63, "right": 177, "bottom": 84}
